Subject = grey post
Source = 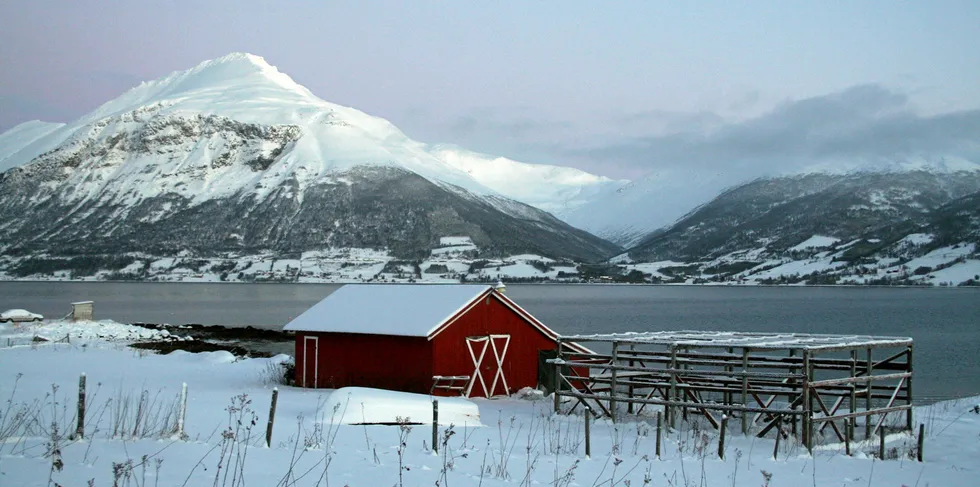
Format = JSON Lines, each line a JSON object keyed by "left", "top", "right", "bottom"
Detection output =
{"left": 265, "top": 387, "right": 278, "bottom": 447}
{"left": 718, "top": 414, "right": 727, "bottom": 459}
{"left": 917, "top": 423, "right": 924, "bottom": 462}
{"left": 584, "top": 407, "right": 591, "bottom": 458}
{"left": 878, "top": 423, "right": 885, "bottom": 459}
{"left": 432, "top": 399, "right": 439, "bottom": 454}
{"left": 668, "top": 345, "right": 678, "bottom": 428}
{"left": 906, "top": 345, "right": 914, "bottom": 431}
{"left": 740, "top": 348, "right": 749, "bottom": 435}
{"left": 655, "top": 411, "right": 662, "bottom": 458}
{"left": 802, "top": 350, "right": 812, "bottom": 452}
{"left": 610, "top": 341, "right": 619, "bottom": 423}
{"left": 866, "top": 347, "right": 873, "bottom": 439}
{"left": 772, "top": 415, "right": 781, "bottom": 460}
{"left": 75, "top": 373, "right": 86, "bottom": 439}
{"left": 176, "top": 382, "right": 188, "bottom": 439}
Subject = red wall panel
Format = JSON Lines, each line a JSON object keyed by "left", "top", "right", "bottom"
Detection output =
{"left": 295, "top": 332, "right": 433, "bottom": 393}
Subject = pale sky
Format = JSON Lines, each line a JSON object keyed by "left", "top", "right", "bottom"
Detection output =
{"left": 1, "top": 1, "right": 978, "bottom": 178}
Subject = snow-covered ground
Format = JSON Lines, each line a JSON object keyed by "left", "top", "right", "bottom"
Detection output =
{"left": 789, "top": 235, "right": 840, "bottom": 251}
{"left": 2, "top": 326, "right": 979, "bottom": 486}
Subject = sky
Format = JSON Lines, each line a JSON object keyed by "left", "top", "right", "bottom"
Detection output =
{"left": 1, "top": 1, "right": 979, "bottom": 179}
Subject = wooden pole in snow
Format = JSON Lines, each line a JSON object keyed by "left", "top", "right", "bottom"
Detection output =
{"left": 176, "top": 382, "right": 188, "bottom": 439}
{"left": 773, "top": 415, "right": 781, "bottom": 460}
{"left": 584, "top": 407, "right": 591, "bottom": 458}
{"left": 265, "top": 388, "right": 278, "bottom": 447}
{"left": 879, "top": 423, "right": 886, "bottom": 460}
{"left": 917, "top": 423, "right": 924, "bottom": 462}
{"left": 432, "top": 399, "right": 439, "bottom": 454}
{"left": 718, "top": 414, "right": 728, "bottom": 459}
{"left": 655, "top": 411, "right": 662, "bottom": 458}
{"left": 75, "top": 373, "right": 86, "bottom": 439}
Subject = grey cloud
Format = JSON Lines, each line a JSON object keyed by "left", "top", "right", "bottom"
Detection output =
{"left": 583, "top": 84, "right": 980, "bottom": 175}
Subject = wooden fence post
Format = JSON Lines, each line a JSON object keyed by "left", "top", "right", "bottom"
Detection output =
{"left": 655, "top": 411, "right": 662, "bottom": 458}
{"left": 878, "top": 424, "right": 886, "bottom": 460}
{"left": 772, "top": 415, "right": 781, "bottom": 460}
{"left": 610, "top": 341, "right": 618, "bottom": 423}
{"left": 265, "top": 387, "right": 278, "bottom": 447}
{"left": 75, "top": 373, "right": 86, "bottom": 439}
{"left": 176, "top": 382, "right": 188, "bottom": 439}
{"left": 845, "top": 422, "right": 851, "bottom": 456}
{"left": 584, "top": 408, "right": 591, "bottom": 458}
{"left": 866, "top": 347, "right": 873, "bottom": 440}
{"left": 718, "top": 415, "right": 728, "bottom": 459}
{"left": 906, "top": 345, "right": 914, "bottom": 431}
{"left": 740, "top": 349, "right": 749, "bottom": 435}
{"left": 802, "top": 350, "right": 812, "bottom": 452}
{"left": 432, "top": 399, "right": 439, "bottom": 454}
{"left": 917, "top": 423, "right": 924, "bottom": 462}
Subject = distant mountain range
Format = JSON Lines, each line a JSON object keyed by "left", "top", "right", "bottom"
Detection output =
{"left": 1, "top": 53, "right": 978, "bottom": 285}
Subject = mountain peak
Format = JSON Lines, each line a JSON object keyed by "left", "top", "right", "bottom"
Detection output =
{"left": 80, "top": 53, "right": 316, "bottom": 123}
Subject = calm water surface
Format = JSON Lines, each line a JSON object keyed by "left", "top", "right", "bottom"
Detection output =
{"left": 2, "top": 282, "right": 977, "bottom": 401}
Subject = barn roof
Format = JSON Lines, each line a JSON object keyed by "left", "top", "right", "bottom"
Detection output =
{"left": 283, "top": 284, "right": 494, "bottom": 337}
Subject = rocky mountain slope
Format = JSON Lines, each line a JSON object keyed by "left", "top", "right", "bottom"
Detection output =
{"left": 628, "top": 170, "right": 980, "bottom": 262}
{"left": 613, "top": 170, "right": 980, "bottom": 286}
{"left": 0, "top": 53, "right": 620, "bottom": 264}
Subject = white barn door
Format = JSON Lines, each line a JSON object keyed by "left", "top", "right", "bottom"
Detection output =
{"left": 465, "top": 335, "right": 511, "bottom": 397}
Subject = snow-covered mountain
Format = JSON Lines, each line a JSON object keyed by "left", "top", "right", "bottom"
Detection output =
{"left": 0, "top": 120, "right": 64, "bottom": 172}
{"left": 564, "top": 156, "right": 980, "bottom": 248}
{"left": 607, "top": 169, "right": 980, "bottom": 286}
{"left": 426, "top": 144, "right": 627, "bottom": 215}
{"left": 0, "top": 53, "right": 620, "bottom": 262}
{"left": 560, "top": 168, "right": 735, "bottom": 247}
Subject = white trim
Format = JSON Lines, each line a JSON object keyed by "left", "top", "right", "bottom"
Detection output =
{"left": 464, "top": 336, "right": 490, "bottom": 397}
{"left": 303, "top": 336, "right": 318, "bottom": 388}
{"left": 426, "top": 288, "right": 493, "bottom": 339}
{"left": 488, "top": 334, "right": 511, "bottom": 396}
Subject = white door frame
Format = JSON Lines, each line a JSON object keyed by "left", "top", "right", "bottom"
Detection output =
{"left": 303, "top": 336, "right": 319, "bottom": 388}
{"left": 464, "top": 334, "right": 511, "bottom": 397}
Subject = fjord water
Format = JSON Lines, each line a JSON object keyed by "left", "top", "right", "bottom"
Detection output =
{"left": 3, "top": 282, "right": 977, "bottom": 401}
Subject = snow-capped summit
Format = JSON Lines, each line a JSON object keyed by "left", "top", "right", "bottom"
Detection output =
{"left": 0, "top": 53, "right": 620, "bottom": 262}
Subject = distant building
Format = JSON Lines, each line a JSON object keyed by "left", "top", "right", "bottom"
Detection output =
{"left": 71, "top": 301, "right": 94, "bottom": 321}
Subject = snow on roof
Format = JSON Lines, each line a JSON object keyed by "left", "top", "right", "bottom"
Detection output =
{"left": 283, "top": 284, "right": 492, "bottom": 337}
{"left": 560, "top": 330, "right": 913, "bottom": 351}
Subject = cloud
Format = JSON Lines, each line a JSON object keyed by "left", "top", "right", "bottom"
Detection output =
{"left": 581, "top": 84, "right": 980, "bottom": 176}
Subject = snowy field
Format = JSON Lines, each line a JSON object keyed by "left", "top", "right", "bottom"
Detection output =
{"left": 2, "top": 321, "right": 979, "bottom": 486}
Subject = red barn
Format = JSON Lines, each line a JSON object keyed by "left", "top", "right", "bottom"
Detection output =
{"left": 283, "top": 284, "right": 587, "bottom": 398}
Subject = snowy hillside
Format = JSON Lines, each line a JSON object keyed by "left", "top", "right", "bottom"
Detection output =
{"left": 0, "top": 53, "right": 620, "bottom": 262}
{"left": 561, "top": 168, "right": 735, "bottom": 246}
{"left": 612, "top": 172, "right": 980, "bottom": 286}
{"left": 427, "top": 144, "right": 627, "bottom": 214}
{"left": 0, "top": 120, "right": 64, "bottom": 172}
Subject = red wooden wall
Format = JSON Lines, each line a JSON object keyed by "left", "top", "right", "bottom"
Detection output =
{"left": 430, "top": 294, "right": 559, "bottom": 397}
{"left": 294, "top": 332, "right": 433, "bottom": 393}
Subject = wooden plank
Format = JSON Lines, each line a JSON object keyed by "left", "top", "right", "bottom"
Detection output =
{"left": 558, "top": 391, "right": 802, "bottom": 415}
{"left": 809, "top": 372, "right": 911, "bottom": 388}
{"left": 811, "top": 404, "right": 911, "bottom": 423}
